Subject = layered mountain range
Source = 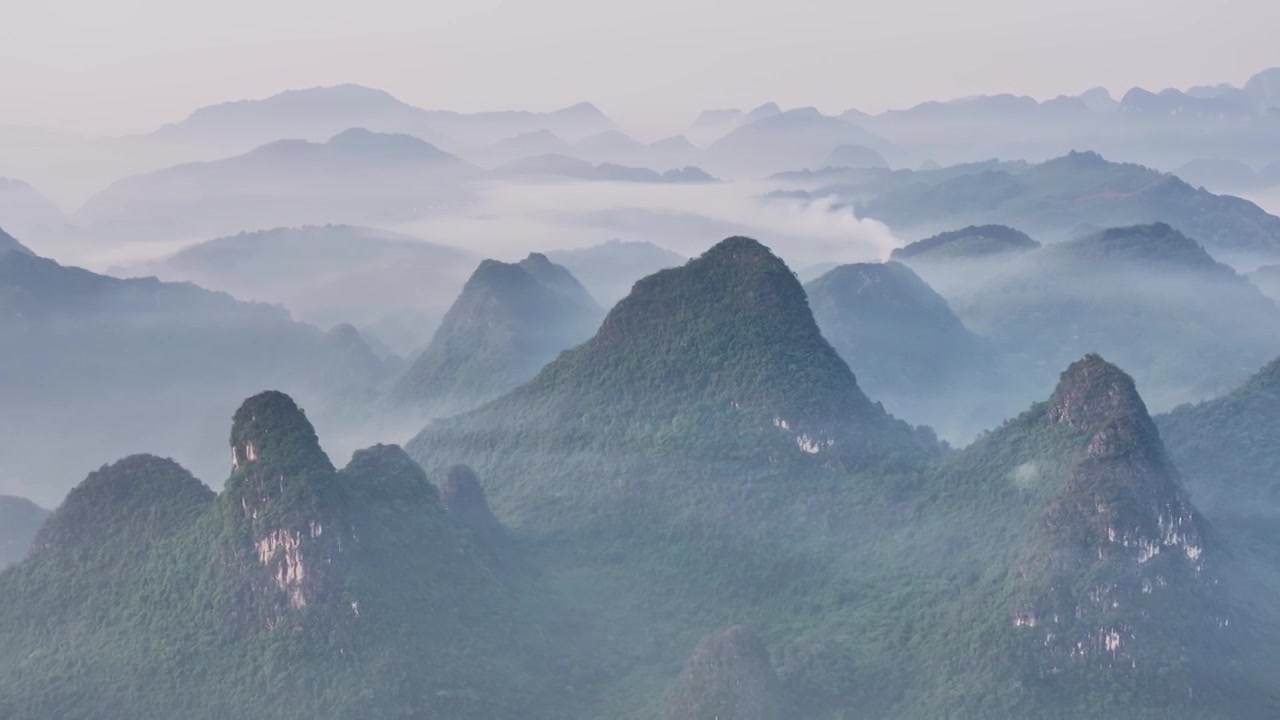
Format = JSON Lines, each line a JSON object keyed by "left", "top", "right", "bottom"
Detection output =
{"left": 1, "top": 236, "right": 1276, "bottom": 717}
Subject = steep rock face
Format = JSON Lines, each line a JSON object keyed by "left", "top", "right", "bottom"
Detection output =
{"left": 391, "top": 253, "right": 603, "bottom": 417}
{"left": 1016, "top": 356, "right": 1217, "bottom": 683}
{"left": 224, "top": 392, "right": 349, "bottom": 624}
{"left": 663, "top": 626, "right": 784, "bottom": 720}
{"left": 0, "top": 390, "right": 582, "bottom": 719}
{"left": 0, "top": 497, "right": 48, "bottom": 569}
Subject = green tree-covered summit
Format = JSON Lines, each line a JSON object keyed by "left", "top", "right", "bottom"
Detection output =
{"left": 0, "top": 391, "right": 582, "bottom": 719}
{"left": 408, "top": 237, "right": 936, "bottom": 526}
{"left": 390, "top": 252, "right": 603, "bottom": 418}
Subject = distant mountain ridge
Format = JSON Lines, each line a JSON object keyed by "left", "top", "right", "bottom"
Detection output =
{"left": 124, "top": 224, "right": 478, "bottom": 354}
{"left": 0, "top": 242, "right": 392, "bottom": 505}
{"left": 149, "top": 83, "right": 615, "bottom": 152}
{"left": 0, "top": 496, "right": 46, "bottom": 569}
{"left": 843, "top": 151, "right": 1280, "bottom": 265}
{"left": 75, "top": 128, "right": 477, "bottom": 243}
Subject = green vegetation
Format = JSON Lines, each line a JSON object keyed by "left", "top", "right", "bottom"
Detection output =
{"left": 0, "top": 496, "right": 47, "bottom": 569}
{"left": 390, "top": 253, "right": 603, "bottom": 419}
{"left": 0, "top": 393, "right": 585, "bottom": 719}
{"left": 1157, "top": 357, "right": 1280, "bottom": 518}
{"left": 3, "top": 238, "right": 1277, "bottom": 718}
{"left": 405, "top": 240, "right": 1272, "bottom": 717}
{"left": 889, "top": 224, "right": 1039, "bottom": 262}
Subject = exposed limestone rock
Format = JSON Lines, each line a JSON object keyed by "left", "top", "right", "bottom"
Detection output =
{"left": 1016, "top": 355, "right": 1220, "bottom": 680}
{"left": 224, "top": 391, "right": 348, "bottom": 627}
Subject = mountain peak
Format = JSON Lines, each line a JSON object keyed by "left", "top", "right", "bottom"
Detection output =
{"left": 663, "top": 625, "right": 783, "bottom": 720}
{"left": 440, "top": 465, "right": 504, "bottom": 542}
{"left": 390, "top": 254, "right": 602, "bottom": 416}
{"left": 230, "top": 390, "right": 332, "bottom": 475}
{"left": 341, "top": 444, "right": 440, "bottom": 506}
{"left": 554, "top": 101, "right": 607, "bottom": 118}
{"left": 1048, "top": 354, "right": 1151, "bottom": 433}
{"left": 1067, "top": 223, "right": 1219, "bottom": 269}
{"left": 439, "top": 236, "right": 928, "bottom": 464}
{"left": 33, "top": 455, "right": 214, "bottom": 556}
{"left": 744, "top": 102, "right": 782, "bottom": 123}
{"left": 326, "top": 127, "right": 457, "bottom": 162}
{"left": 890, "top": 224, "right": 1038, "bottom": 261}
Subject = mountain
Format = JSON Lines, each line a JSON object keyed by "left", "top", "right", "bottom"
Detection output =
{"left": 0, "top": 178, "right": 64, "bottom": 241}
{"left": 1120, "top": 87, "right": 1254, "bottom": 118}
{"left": 0, "top": 496, "right": 47, "bottom": 569}
{"left": 572, "top": 131, "right": 704, "bottom": 169}
{"left": 148, "top": 84, "right": 616, "bottom": 153}
{"left": 468, "top": 129, "right": 576, "bottom": 167}
{"left": 1157, "top": 357, "right": 1280, "bottom": 519}
{"left": 408, "top": 237, "right": 936, "bottom": 530}
{"left": 149, "top": 84, "right": 444, "bottom": 151}
{"left": 663, "top": 626, "right": 784, "bottom": 720}
{"left": 805, "top": 262, "right": 997, "bottom": 439}
{"left": 901, "top": 355, "right": 1246, "bottom": 717}
{"left": 75, "top": 129, "right": 477, "bottom": 244}
{"left": 688, "top": 108, "right": 745, "bottom": 145}
{"left": 1244, "top": 67, "right": 1280, "bottom": 109}
{"left": 889, "top": 224, "right": 1040, "bottom": 263}
{"left": 0, "top": 392, "right": 583, "bottom": 719}
{"left": 497, "top": 154, "right": 714, "bottom": 183}
{"left": 822, "top": 71, "right": 1280, "bottom": 172}
{"left": 1249, "top": 264, "right": 1280, "bottom": 302}
{"left": 390, "top": 253, "right": 603, "bottom": 419}
{"left": 855, "top": 151, "right": 1280, "bottom": 266}
{"left": 742, "top": 102, "right": 782, "bottom": 124}
{"left": 916, "top": 223, "right": 1280, "bottom": 415}
{"left": 1173, "top": 157, "right": 1259, "bottom": 192}
{"left": 707, "top": 108, "right": 892, "bottom": 176}
{"left": 0, "top": 246, "right": 392, "bottom": 506}
{"left": 406, "top": 244, "right": 1269, "bottom": 716}
{"left": 823, "top": 144, "right": 888, "bottom": 169}
{"left": 0, "top": 226, "right": 33, "bottom": 256}
{"left": 123, "top": 225, "right": 477, "bottom": 354}
{"left": 545, "top": 239, "right": 685, "bottom": 308}
{"left": 1079, "top": 87, "right": 1119, "bottom": 112}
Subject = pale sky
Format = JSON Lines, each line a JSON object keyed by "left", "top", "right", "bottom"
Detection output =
{"left": 3, "top": 0, "right": 1279, "bottom": 137}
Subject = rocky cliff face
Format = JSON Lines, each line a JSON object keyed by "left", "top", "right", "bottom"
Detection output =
{"left": 224, "top": 391, "right": 351, "bottom": 626}
{"left": 441, "top": 465, "right": 505, "bottom": 545}
{"left": 1016, "top": 355, "right": 1222, "bottom": 682}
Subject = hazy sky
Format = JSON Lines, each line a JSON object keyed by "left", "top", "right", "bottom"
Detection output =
{"left": 3, "top": 0, "right": 1279, "bottom": 137}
